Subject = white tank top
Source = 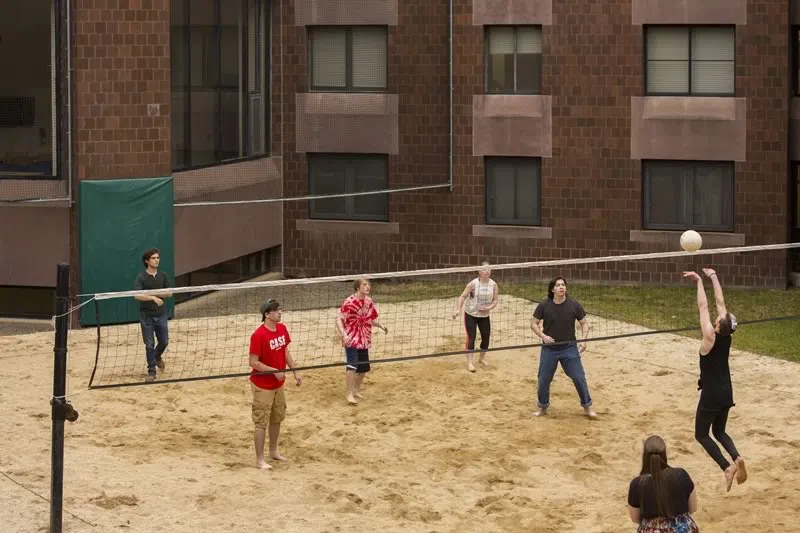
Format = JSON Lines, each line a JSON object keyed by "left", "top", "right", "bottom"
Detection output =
{"left": 465, "top": 278, "right": 496, "bottom": 318}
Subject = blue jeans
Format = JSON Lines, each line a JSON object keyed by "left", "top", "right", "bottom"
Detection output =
{"left": 140, "top": 313, "right": 169, "bottom": 375}
{"left": 537, "top": 344, "right": 592, "bottom": 409}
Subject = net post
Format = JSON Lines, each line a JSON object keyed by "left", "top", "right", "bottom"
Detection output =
{"left": 50, "top": 262, "right": 78, "bottom": 533}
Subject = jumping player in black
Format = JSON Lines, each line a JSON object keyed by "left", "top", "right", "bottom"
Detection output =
{"left": 683, "top": 268, "right": 747, "bottom": 492}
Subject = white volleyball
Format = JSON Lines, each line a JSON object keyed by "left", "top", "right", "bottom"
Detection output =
{"left": 680, "top": 230, "right": 702, "bottom": 253}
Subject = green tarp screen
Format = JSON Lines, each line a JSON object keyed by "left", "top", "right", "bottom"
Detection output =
{"left": 79, "top": 178, "right": 174, "bottom": 326}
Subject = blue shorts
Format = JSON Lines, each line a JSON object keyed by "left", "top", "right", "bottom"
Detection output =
{"left": 345, "top": 347, "right": 370, "bottom": 373}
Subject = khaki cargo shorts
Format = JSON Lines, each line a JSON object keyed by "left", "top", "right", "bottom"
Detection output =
{"left": 251, "top": 383, "right": 286, "bottom": 428}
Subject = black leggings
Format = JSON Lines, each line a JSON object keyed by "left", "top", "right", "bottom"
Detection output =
{"left": 464, "top": 314, "right": 490, "bottom": 351}
{"left": 695, "top": 406, "right": 740, "bottom": 471}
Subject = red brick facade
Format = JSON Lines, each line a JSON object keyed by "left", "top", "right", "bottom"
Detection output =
{"left": 72, "top": 0, "right": 171, "bottom": 180}
{"left": 280, "top": 0, "right": 793, "bottom": 288}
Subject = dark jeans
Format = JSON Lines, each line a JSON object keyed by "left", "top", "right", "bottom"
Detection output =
{"left": 537, "top": 344, "right": 592, "bottom": 409}
{"left": 464, "top": 314, "right": 491, "bottom": 352}
{"left": 695, "top": 405, "right": 740, "bottom": 471}
{"left": 140, "top": 312, "right": 169, "bottom": 375}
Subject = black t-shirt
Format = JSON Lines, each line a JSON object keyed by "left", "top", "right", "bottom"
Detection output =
{"left": 532, "top": 297, "right": 586, "bottom": 343}
{"left": 627, "top": 467, "right": 695, "bottom": 519}
{"left": 134, "top": 270, "right": 171, "bottom": 317}
{"left": 698, "top": 333, "right": 734, "bottom": 410}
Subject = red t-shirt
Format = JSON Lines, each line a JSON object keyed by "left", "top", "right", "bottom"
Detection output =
{"left": 249, "top": 323, "right": 291, "bottom": 390}
{"left": 339, "top": 294, "right": 379, "bottom": 349}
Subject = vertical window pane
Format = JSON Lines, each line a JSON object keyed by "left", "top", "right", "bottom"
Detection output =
{"left": 795, "top": 166, "right": 800, "bottom": 229}
{"left": 487, "top": 27, "right": 515, "bottom": 92}
{"left": 646, "top": 27, "right": 689, "bottom": 94}
{"left": 514, "top": 163, "right": 539, "bottom": 223}
{"left": 172, "top": 91, "right": 188, "bottom": 169}
{"left": 309, "top": 159, "right": 347, "bottom": 218}
{"left": 352, "top": 28, "right": 387, "bottom": 89}
{"left": 647, "top": 164, "right": 686, "bottom": 227}
{"left": 311, "top": 28, "right": 347, "bottom": 89}
{"left": 352, "top": 158, "right": 388, "bottom": 217}
{"left": 189, "top": 90, "right": 218, "bottom": 166}
{"left": 219, "top": 90, "right": 240, "bottom": 160}
{"left": 692, "top": 164, "right": 733, "bottom": 229}
{"left": 488, "top": 161, "right": 517, "bottom": 221}
{"left": 691, "top": 27, "right": 735, "bottom": 95}
{"left": 516, "top": 27, "right": 542, "bottom": 94}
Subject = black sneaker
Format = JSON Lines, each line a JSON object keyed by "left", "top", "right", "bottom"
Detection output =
{"left": 156, "top": 357, "right": 165, "bottom": 371}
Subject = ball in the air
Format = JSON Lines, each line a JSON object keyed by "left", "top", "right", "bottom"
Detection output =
{"left": 680, "top": 230, "right": 703, "bottom": 252}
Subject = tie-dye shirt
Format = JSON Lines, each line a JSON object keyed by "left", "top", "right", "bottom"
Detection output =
{"left": 339, "top": 294, "right": 379, "bottom": 349}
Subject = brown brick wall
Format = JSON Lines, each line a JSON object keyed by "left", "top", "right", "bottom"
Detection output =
{"left": 281, "top": 0, "right": 792, "bottom": 288}
{"left": 72, "top": 0, "right": 171, "bottom": 180}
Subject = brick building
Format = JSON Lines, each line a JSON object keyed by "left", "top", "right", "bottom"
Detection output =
{"left": 0, "top": 0, "right": 798, "bottom": 317}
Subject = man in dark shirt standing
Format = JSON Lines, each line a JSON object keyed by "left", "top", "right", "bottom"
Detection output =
{"left": 134, "top": 248, "right": 172, "bottom": 382}
{"left": 530, "top": 276, "right": 596, "bottom": 419}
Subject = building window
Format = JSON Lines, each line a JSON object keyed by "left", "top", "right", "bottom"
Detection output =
{"left": 645, "top": 26, "right": 735, "bottom": 96}
{"left": 308, "top": 27, "right": 388, "bottom": 92}
{"left": 643, "top": 161, "right": 734, "bottom": 231}
{"left": 485, "top": 157, "right": 541, "bottom": 226}
{"left": 486, "top": 26, "right": 542, "bottom": 94}
{"left": 308, "top": 154, "right": 388, "bottom": 221}
{"left": 171, "top": 0, "right": 269, "bottom": 171}
{"left": 0, "top": 0, "right": 58, "bottom": 179}
{"left": 794, "top": 164, "right": 800, "bottom": 238}
{"left": 793, "top": 27, "right": 800, "bottom": 96}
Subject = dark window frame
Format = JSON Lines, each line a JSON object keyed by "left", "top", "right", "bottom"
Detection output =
{"left": 793, "top": 27, "right": 800, "bottom": 97}
{"left": 307, "top": 26, "right": 389, "bottom": 93}
{"left": 0, "top": 0, "right": 64, "bottom": 181}
{"left": 793, "top": 162, "right": 800, "bottom": 239}
{"left": 642, "top": 160, "right": 736, "bottom": 232}
{"left": 307, "top": 153, "right": 389, "bottom": 222}
{"left": 170, "top": 0, "right": 270, "bottom": 172}
{"left": 485, "top": 157, "right": 542, "bottom": 227}
{"left": 484, "top": 25, "right": 543, "bottom": 95}
{"left": 643, "top": 24, "right": 736, "bottom": 97}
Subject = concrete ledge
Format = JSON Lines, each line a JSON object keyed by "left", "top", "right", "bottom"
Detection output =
{"left": 630, "top": 230, "right": 745, "bottom": 248}
{"left": 473, "top": 225, "right": 553, "bottom": 239}
{"left": 297, "top": 219, "right": 400, "bottom": 235}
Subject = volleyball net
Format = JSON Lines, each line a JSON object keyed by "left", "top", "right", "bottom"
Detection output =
{"left": 83, "top": 243, "right": 800, "bottom": 389}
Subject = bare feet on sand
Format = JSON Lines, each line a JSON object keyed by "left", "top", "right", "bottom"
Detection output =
{"left": 533, "top": 408, "right": 547, "bottom": 417}
{"left": 346, "top": 394, "right": 359, "bottom": 405}
{"left": 468, "top": 363, "right": 476, "bottom": 373}
{"left": 354, "top": 392, "right": 364, "bottom": 400}
{"left": 735, "top": 457, "right": 748, "bottom": 484}
{"left": 479, "top": 358, "right": 488, "bottom": 367}
{"left": 256, "top": 460, "right": 273, "bottom": 470}
{"left": 584, "top": 407, "right": 598, "bottom": 419}
{"left": 724, "top": 464, "right": 738, "bottom": 492}
{"left": 270, "top": 453, "right": 288, "bottom": 462}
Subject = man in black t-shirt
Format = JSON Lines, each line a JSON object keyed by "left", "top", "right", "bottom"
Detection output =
{"left": 134, "top": 248, "right": 172, "bottom": 382}
{"left": 530, "top": 277, "right": 596, "bottom": 419}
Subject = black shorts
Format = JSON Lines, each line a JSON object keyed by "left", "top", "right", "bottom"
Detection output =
{"left": 345, "top": 347, "right": 370, "bottom": 373}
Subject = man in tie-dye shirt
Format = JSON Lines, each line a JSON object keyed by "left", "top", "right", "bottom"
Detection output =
{"left": 336, "top": 278, "right": 388, "bottom": 405}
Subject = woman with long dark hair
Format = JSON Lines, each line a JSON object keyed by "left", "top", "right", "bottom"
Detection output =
{"left": 627, "top": 435, "right": 699, "bottom": 533}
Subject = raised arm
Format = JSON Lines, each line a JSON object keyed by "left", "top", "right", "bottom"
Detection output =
{"left": 683, "top": 271, "right": 715, "bottom": 351}
{"left": 702, "top": 268, "right": 727, "bottom": 318}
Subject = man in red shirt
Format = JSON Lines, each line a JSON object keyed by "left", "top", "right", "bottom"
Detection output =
{"left": 336, "top": 278, "right": 388, "bottom": 405}
{"left": 249, "top": 299, "right": 301, "bottom": 470}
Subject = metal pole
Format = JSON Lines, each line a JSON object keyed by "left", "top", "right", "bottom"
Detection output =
{"left": 50, "top": 262, "right": 76, "bottom": 533}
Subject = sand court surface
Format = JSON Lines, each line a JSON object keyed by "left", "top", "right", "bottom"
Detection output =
{"left": 1, "top": 295, "right": 800, "bottom": 532}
